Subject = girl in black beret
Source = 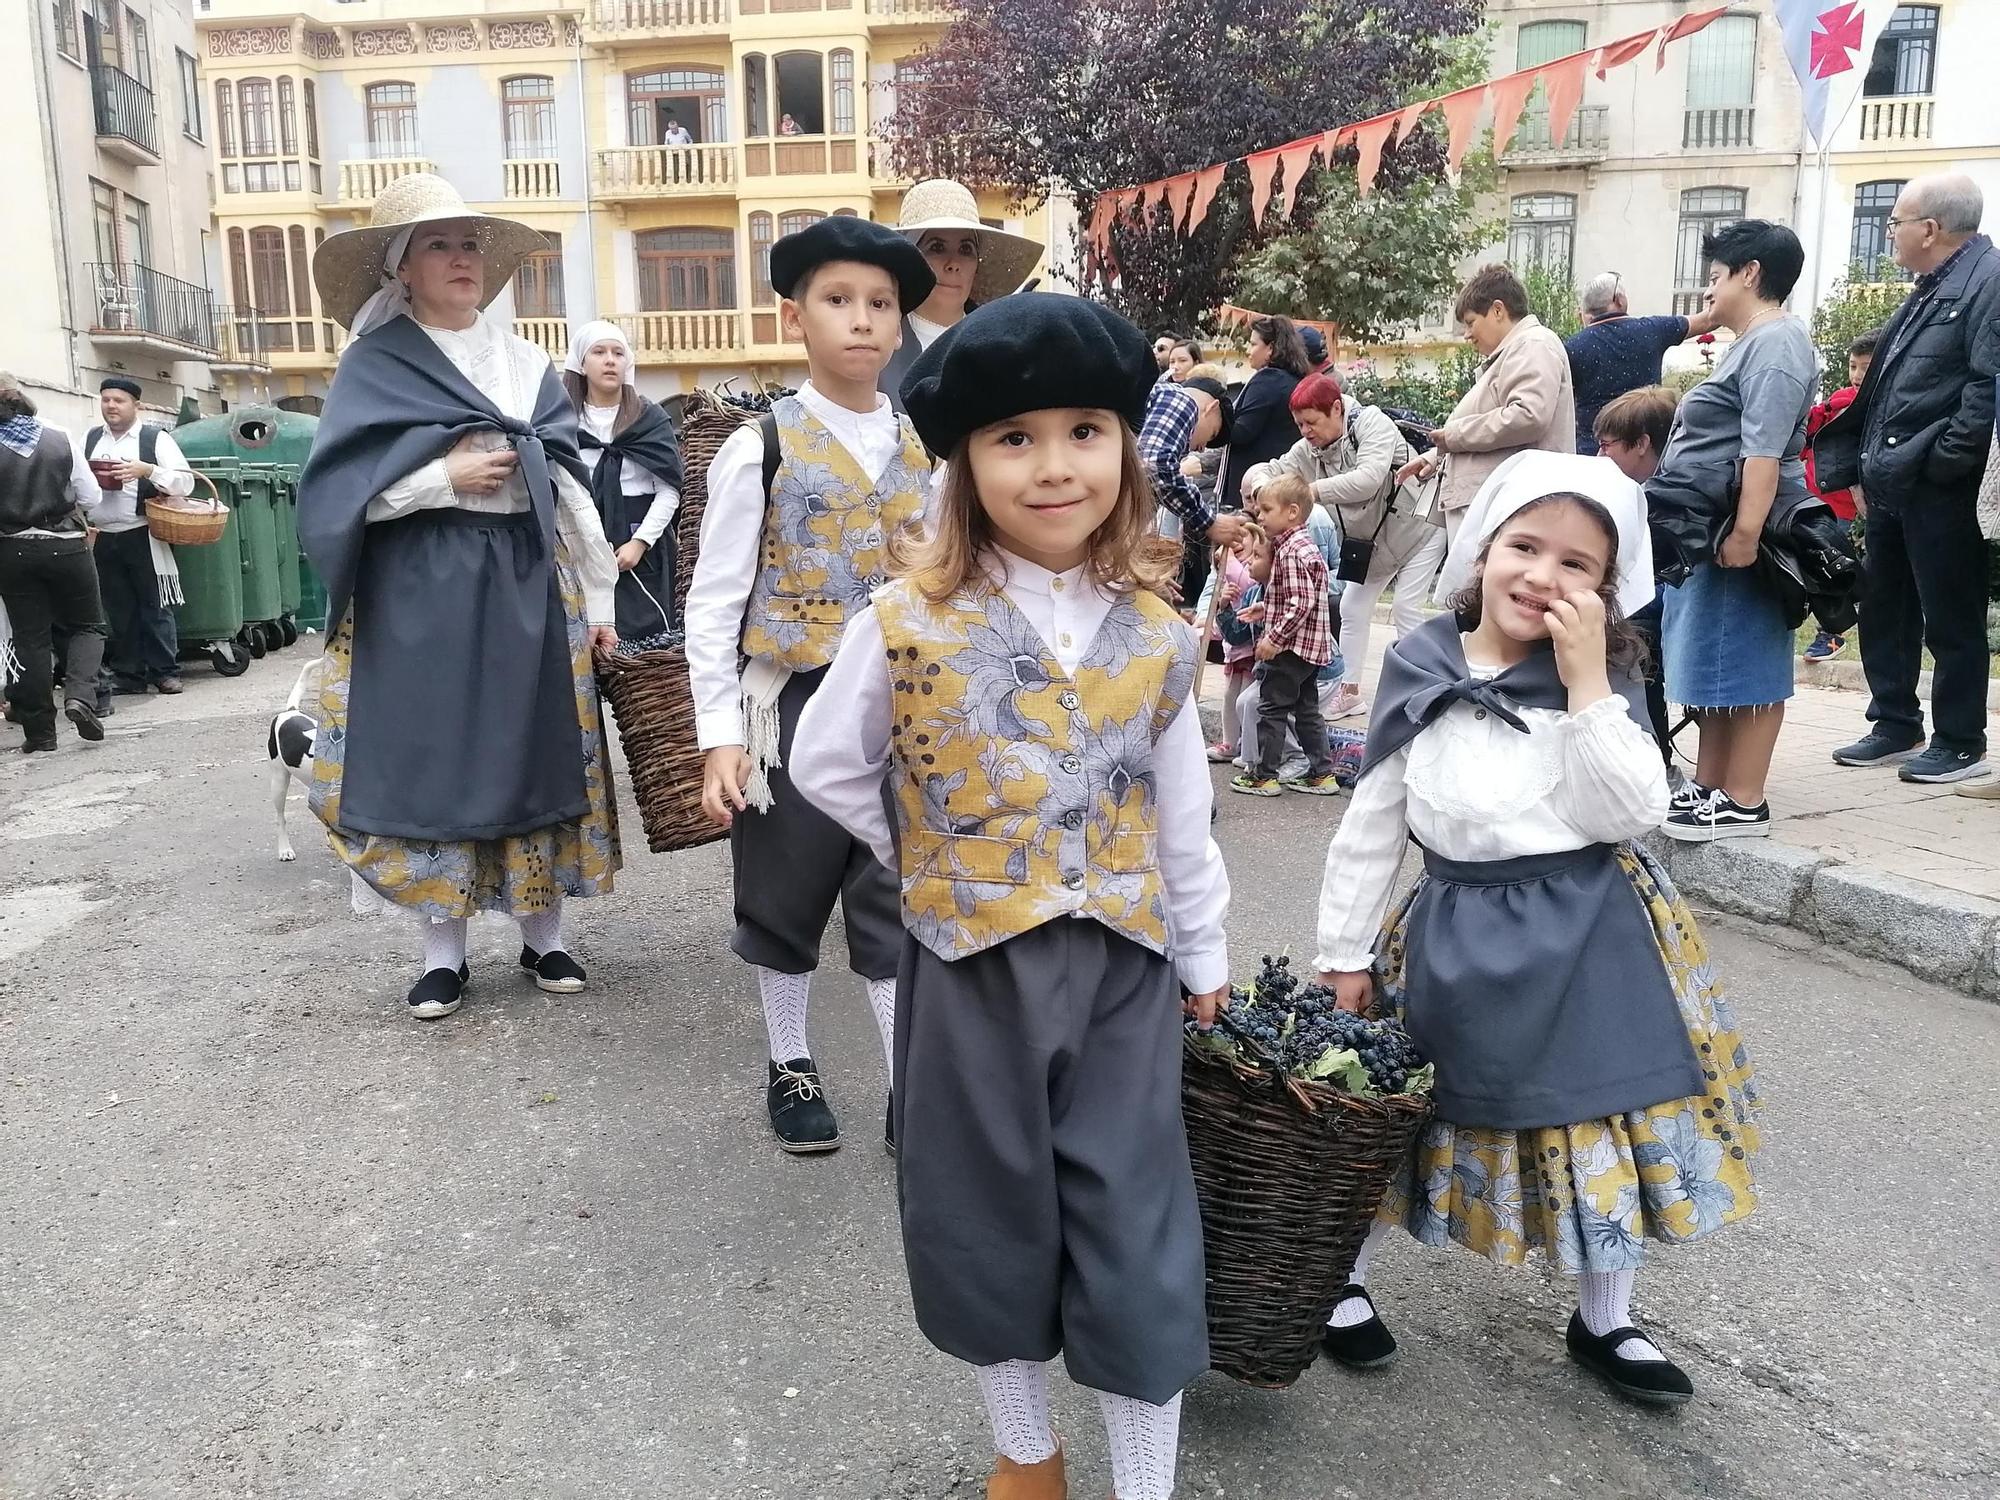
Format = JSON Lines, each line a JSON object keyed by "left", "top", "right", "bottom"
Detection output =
{"left": 791, "top": 295, "right": 1232, "bottom": 1500}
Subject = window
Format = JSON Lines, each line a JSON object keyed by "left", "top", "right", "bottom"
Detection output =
{"left": 214, "top": 78, "right": 235, "bottom": 156}
{"left": 1866, "top": 5, "right": 1938, "bottom": 97}
{"left": 778, "top": 209, "right": 824, "bottom": 238}
{"left": 1515, "top": 20, "right": 1584, "bottom": 131}
{"left": 1674, "top": 187, "right": 1746, "bottom": 311}
{"left": 366, "top": 82, "right": 418, "bottom": 158}
{"left": 90, "top": 179, "right": 119, "bottom": 266}
{"left": 773, "top": 50, "right": 825, "bottom": 135}
{"left": 288, "top": 225, "right": 313, "bottom": 345}
{"left": 238, "top": 77, "right": 274, "bottom": 155}
{"left": 512, "top": 232, "right": 566, "bottom": 317}
{"left": 1506, "top": 193, "right": 1575, "bottom": 280}
{"left": 744, "top": 53, "right": 768, "bottom": 138}
{"left": 1850, "top": 180, "right": 1908, "bottom": 279}
{"left": 54, "top": 2, "right": 81, "bottom": 60}
{"left": 248, "top": 227, "right": 290, "bottom": 316}
{"left": 83, "top": 0, "right": 119, "bottom": 70}
{"left": 278, "top": 76, "right": 297, "bottom": 154}
{"left": 503, "top": 76, "right": 556, "bottom": 159}
{"left": 303, "top": 79, "right": 319, "bottom": 158}
{"left": 635, "top": 227, "right": 736, "bottom": 311}
{"left": 627, "top": 66, "right": 727, "bottom": 145}
{"left": 830, "top": 48, "right": 855, "bottom": 135}
{"left": 176, "top": 49, "right": 200, "bottom": 140}
{"left": 121, "top": 193, "right": 152, "bottom": 270}
{"left": 1685, "top": 15, "right": 1756, "bottom": 108}
{"left": 749, "top": 211, "right": 774, "bottom": 306}
{"left": 123, "top": 6, "right": 149, "bottom": 86}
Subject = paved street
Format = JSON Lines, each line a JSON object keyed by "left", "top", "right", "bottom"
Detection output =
{"left": 2, "top": 646, "right": 1995, "bottom": 1500}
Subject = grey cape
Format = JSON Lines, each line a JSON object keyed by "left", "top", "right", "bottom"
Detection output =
{"left": 1360, "top": 613, "right": 1704, "bottom": 1129}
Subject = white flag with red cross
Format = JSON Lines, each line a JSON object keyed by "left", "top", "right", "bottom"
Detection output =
{"left": 1777, "top": 0, "right": 1895, "bottom": 146}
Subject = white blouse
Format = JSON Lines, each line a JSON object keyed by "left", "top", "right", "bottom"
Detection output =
{"left": 579, "top": 402, "right": 681, "bottom": 548}
{"left": 791, "top": 549, "right": 1232, "bottom": 995}
{"left": 361, "top": 316, "right": 620, "bottom": 626}
{"left": 1314, "top": 660, "right": 1670, "bottom": 975}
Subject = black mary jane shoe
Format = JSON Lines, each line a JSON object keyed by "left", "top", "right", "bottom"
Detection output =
{"left": 1319, "top": 1285, "right": 1398, "bottom": 1369}
{"left": 767, "top": 1058, "right": 840, "bottom": 1154}
{"left": 519, "top": 944, "right": 587, "bottom": 994}
{"left": 884, "top": 1092, "right": 898, "bottom": 1158}
{"left": 1565, "top": 1311, "right": 1694, "bottom": 1406}
{"left": 407, "top": 963, "right": 470, "bottom": 1021}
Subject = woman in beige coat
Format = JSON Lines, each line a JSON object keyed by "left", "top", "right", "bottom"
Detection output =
{"left": 1398, "top": 264, "right": 1576, "bottom": 539}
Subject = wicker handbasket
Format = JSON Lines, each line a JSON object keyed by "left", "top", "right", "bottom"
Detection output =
{"left": 671, "top": 389, "right": 765, "bottom": 606}
{"left": 144, "top": 471, "right": 228, "bottom": 547}
{"left": 596, "top": 645, "right": 724, "bottom": 854}
{"left": 1182, "top": 1007, "right": 1432, "bottom": 1388}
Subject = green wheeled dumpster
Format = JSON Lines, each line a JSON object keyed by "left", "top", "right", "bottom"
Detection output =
{"left": 173, "top": 405, "right": 322, "bottom": 645}
{"left": 173, "top": 460, "right": 252, "bottom": 676}
{"left": 255, "top": 465, "right": 304, "bottom": 645}
{"left": 233, "top": 466, "right": 284, "bottom": 652}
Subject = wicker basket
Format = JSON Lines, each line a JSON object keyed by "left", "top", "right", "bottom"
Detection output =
{"left": 1183, "top": 1007, "right": 1432, "bottom": 1388}
{"left": 144, "top": 471, "right": 228, "bottom": 547}
{"left": 672, "top": 389, "right": 765, "bottom": 606}
{"left": 596, "top": 645, "right": 725, "bottom": 854}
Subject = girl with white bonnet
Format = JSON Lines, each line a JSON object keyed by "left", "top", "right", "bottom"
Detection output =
{"left": 1312, "top": 450, "right": 1761, "bottom": 1406}
{"left": 562, "top": 319, "right": 685, "bottom": 642}
{"left": 297, "top": 173, "right": 622, "bottom": 1022}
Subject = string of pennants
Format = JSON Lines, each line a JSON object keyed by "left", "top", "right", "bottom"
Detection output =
{"left": 1084, "top": 4, "right": 1729, "bottom": 276}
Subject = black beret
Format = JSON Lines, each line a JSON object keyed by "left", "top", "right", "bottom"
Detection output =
{"left": 1178, "top": 376, "right": 1234, "bottom": 450}
{"left": 899, "top": 294, "right": 1156, "bottom": 458}
{"left": 769, "top": 216, "right": 936, "bottom": 311}
{"left": 99, "top": 376, "right": 143, "bottom": 398}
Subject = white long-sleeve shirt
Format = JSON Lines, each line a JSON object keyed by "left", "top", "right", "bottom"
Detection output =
{"left": 792, "top": 549, "right": 1232, "bottom": 994}
{"left": 84, "top": 423, "right": 193, "bottom": 531}
{"left": 1314, "top": 664, "right": 1669, "bottom": 974}
{"left": 580, "top": 402, "right": 680, "bottom": 547}
{"left": 683, "top": 380, "right": 909, "bottom": 750}
{"left": 358, "top": 316, "right": 620, "bottom": 626}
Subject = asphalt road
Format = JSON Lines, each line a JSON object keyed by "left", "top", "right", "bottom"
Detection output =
{"left": 2, "top": 645, "right": 1994, "bottom": 1500}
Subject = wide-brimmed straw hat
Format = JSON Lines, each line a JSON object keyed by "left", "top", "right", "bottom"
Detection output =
{"left": 894, "top": 179, "right": 1044, "bottom": 306}
{"left": 312, "top": 173, "right": 550, "bottom": 330}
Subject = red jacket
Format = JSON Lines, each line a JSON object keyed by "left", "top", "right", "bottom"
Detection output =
{"left": 1805, "top": 386, "right": 1858, "bottom": 521}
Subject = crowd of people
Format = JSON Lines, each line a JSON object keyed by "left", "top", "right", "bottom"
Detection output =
{"left": 3, "top": 161, "right": 1994, "bottom": 1500}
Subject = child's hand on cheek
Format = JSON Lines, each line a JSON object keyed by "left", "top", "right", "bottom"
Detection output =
{"left": 1546, "top": 589, "right": 1612, "bottom": 710}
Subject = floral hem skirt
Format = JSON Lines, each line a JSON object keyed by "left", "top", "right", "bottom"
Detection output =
{"left": 308, "top": 540, "right": 622, "bottom": 920}
{"left": 1376, "top": 843, "right": 1761, "bottom": 1273}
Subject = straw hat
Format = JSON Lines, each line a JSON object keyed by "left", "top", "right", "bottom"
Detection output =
{"left": 312, "top": 173, "right": 551, "bottom": 330}
{"left": 894, "top": 179, "right": 1044, "bottom": 306}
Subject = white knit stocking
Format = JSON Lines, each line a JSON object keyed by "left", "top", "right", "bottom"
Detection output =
{"left": 421, "top": 916, "right": 467, "bottom": 974}
{"left": 866, "top": 977, "right": 897, "bottom": 1075}
{"left": 517, "top": 899, "right": 564, "bottom": 956}
{"left": 1096, "top": 1390, "right": 1181, "bottom": 1500}
{"left": 975, "top": 1360, "right": 1057, "bottom": 1465}
{"left": 1578, "top": 1268, "right": 1664, "bottom": 1361}
{"left": 1328, "top": 1220, "right": 1391, "bottom": 1328}
{"left": 755, "top": 966, "right": 813, "bottom": 1063}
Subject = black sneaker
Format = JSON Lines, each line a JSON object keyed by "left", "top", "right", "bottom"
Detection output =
{"left": 408, "top": 963, "right": 470, "bottom": 1021}
{"left": 1319, "top": 1285, "right": 1398, "bottom": 1369}
{"left": 22, "top": 735, "right": 56, "bottom": 754}
{"left": 1831, "top": 732, "right": 1924, "bottom": 767}
{"left": 1666, "top": 770, "right": 1706, "bottom": 815}
{"left": 64, "top": 698, "right": 104, "bottom": 742}
{"left": 1565, "top": 1310, "right": 1694, "bottom": 1406}
{"left": 767, "top": 1058, "right": 840, "bottom": 1154}
{"left": 1898, "top": 745, "right": 1990, "bottom": 784}
{"left": 519, "top": 944, "right": 587, "bottom": 993}
{"left": 1661, "top": 787, "right": 1771, "bottom": 842}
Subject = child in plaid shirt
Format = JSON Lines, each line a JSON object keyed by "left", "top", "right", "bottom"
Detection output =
{"left": 1231, "top": 474, "right": 1340, "bottom": 797}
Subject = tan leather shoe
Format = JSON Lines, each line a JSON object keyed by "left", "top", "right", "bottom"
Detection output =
{"left": 1955, "top": 776, "right": 2000, "bottom": 798}
{"left": 987, "top": 1447, "right": 1067, "bottom": 1499}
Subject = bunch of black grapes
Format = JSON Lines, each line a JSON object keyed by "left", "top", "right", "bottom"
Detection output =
{"left": 1190, "top": 955, "right": 1428, "bottom": 1097}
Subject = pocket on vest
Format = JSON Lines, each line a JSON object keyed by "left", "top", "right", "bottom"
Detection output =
{"left": 764, "top": 593, "right": 847, "bottom": 625}
{"left": 1097, "top": 829, "right": 1159, "bottom": 872}
{"left": 906, "top": 829, "right": 1033, "bottom": 885}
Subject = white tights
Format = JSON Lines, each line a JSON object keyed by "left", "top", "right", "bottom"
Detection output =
{"left": 1337, "top": 529, "right": 1446, "bottom": 685}
{"left": 752, "top": 967, "right": 897, "bottom": 1075}
{"left": 416, "top": 897, "right": 566, "bottom": 974}
{"left": 974, "top": 1361, "right": 1181, "bottom": 1499}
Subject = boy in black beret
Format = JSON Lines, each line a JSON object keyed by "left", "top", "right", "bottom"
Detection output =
{"left": 682, "top": 215, "right": 937, "bottom": 1154}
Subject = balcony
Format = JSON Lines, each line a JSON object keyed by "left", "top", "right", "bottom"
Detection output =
{"left": 514, "top": 317, "right": 570, "bottom": 361}
{"left": 618, "top": 309, "right": 746, "bottom": 364}
{"left": 866, "top": 0, "right": 956, "bottom": 23}
{"left": 505, "top": 159, "right": 564, "bottom": 201}
{"left": 1858, "top": 95, "right": 1934, "bottom": 143}
{"left": 219, "top": 156, "right": 324, "bottom": 199}
{"left": 744, "top": 134, "right": 860, "bottom": 179}
{"left": 595, "top": 144, "right": 737, "bottom": 199}
{"left": 868, "top": 137, "right": 911, "bottom": 188}
{"left": 87, "top": 264, "right": 219, "bottom": 359}
{"left": 211, "top": 306, "right": 274, "bottom": 373}
{"left": 92, "top": 63, "right": 159, "bottom": 165}
{"left": 1500, "top": 105, "right": 1610, "bottom": 167}
{"left": 585, "top": 0, "right": 732, "bottom": 41}
{"left": 340, "top": 157, "right": 437, "bottom": 206}
{"left": 1683, "top": 107, "right": 1755, "bottom": 150}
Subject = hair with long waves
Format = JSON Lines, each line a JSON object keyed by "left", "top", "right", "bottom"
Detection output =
{"left": 1249, "top": 315, "right": 1312, "bottom": 377}
{"left": 560, "top": 369, "right": 645, "bottom": 436}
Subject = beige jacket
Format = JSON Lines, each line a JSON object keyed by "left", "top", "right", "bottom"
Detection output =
{"left": 1436, "top": 314, "right": 1577, "bottom": 512}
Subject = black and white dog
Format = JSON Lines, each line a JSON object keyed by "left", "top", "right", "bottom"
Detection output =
{"left": 268, "top": 659, "right": 322, "bottom": 862}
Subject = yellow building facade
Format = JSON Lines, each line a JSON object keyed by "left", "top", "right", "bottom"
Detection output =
{"left": 194, "top": 0, "right": 1065, "bottom": 407}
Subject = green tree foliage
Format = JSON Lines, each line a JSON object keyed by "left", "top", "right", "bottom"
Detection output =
{"left": 1810, "top": 268, "right": 1909, "bottom": 397}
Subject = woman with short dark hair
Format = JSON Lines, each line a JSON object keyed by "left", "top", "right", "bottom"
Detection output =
{"left": 1221, "top": 314, "right": 1311, "bottom": 509}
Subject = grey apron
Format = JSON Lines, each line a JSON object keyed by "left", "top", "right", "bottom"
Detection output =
{"left": 338, "top": 508, "right": 587, "bottom": 841}
{"left": 1400, "top": 843, "right": 1705, "bottom": 1130}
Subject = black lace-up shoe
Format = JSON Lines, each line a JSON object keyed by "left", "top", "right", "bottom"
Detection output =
{"left": 767, "top": 1058, "right": 840, "bottom": 1154}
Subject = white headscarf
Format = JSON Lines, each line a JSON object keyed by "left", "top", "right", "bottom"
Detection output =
{"left": 1434, "top": 450, "right": 1657, "bottom": 618}
{"left": 563, "top": 320, "right": 634, "bottom": 383}
{"left": 345, "top": 226, "right": 418, "bottom": 341}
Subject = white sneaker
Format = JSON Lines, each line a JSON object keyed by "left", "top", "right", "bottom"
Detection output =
{"left": 1326, "top": 685, "right": 1369, "bottom": 721}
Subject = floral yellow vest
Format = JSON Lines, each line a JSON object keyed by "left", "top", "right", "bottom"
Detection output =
{"left": 738, "top": 395, "right": 931, "bottom": 672}
{"left": 873, "top": 577, "right": 1195, "bottom": 963}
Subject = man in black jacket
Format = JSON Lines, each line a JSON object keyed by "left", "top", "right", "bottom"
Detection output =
{"left": 1820, "top": 174, "right": 1999, "bottom": 785}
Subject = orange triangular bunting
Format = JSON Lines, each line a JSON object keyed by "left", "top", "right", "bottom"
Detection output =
{"left": 1541, "top": 52, "right": 1590, "bottom": 146}
{"left": 1163, "top": 172, "right": 1197, "bottom": 232}
{"left": 1350, "top": 114, "right": 1396, "bottom": 199}
{"left": 1273, "top": 140, "right": 1319, "bottom": 220}
{"left": 1245, "top": 150, "right": 1282, "bottom": 225}
{"left": 1187, "top": 164, "right": 1227, "bottom": 235}
{"left": 1594, "top": 26, "right": 1656, "bottom": 80}
{"left": 1392, "top": 99, "right": 1432, "bottom": 147}
{"left": 1488, "top": 67, "right": 1540, "bottom": 157}
{"left": 1437, "top": 86, "right": 1486, "bottom": 172}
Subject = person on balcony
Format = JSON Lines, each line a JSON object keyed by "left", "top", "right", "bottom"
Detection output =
{"left": 562, "top": 319, "right": 685, "bottom": 643}
{"left": 297, "top": 173, "right": 623, "bottom": 1024}
{"left": 661, "top": 111, "right": 694, "bottom": 147}
{"left": 778, "top": 113, "right": 803, "bottom": 137}
{"left": 881, "top": 178, "right": 1044, "bottom": 412}
{"left": 87, "top": 376, "right": 193, "bottom": 696}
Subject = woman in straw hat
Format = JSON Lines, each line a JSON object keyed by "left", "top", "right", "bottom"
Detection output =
{"left": 297, "top": 173, "right": 623, "bottom": 1023}
{"left": 562, "top": 319, "right": 684, "bottom": 642}
{"left": 880, "top": 178, "right": 1043, "bottom": 411}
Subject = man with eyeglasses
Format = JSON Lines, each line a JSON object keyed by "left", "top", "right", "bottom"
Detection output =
{"left": 1817, "top": 173, "right": 2000, "bottom": 789}
{"left": 1564, "top": 271, "right": 1720, "bottom": 454}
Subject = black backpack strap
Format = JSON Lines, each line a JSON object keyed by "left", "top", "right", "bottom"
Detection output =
{"left": 760, "top": 412, "right": 780, "bottom": 496}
